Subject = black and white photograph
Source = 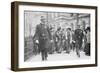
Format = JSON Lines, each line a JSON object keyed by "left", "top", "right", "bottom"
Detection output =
{"left": 11, "top": 2, "right": 97, "bottom": 71}
{"left": 24, "top": 11, "right": 91, "bottom": 62}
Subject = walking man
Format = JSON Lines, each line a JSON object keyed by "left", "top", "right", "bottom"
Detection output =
{"left": 74, "top": 25, "right": 83, "bottom": 57}
{"left": 33, "top": 16, "right": 51, "bottom": 61}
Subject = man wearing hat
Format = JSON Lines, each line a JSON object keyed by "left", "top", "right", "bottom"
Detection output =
{"left": 74, "top": 25, "right": 83, "bottom": 57}
{"left": 84, "top": 27, "right": 90, "bottom": 56}
{"left": 33, "top": 16, "right": 51, "bottom": 61}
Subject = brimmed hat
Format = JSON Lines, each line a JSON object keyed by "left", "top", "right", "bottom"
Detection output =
{"left": 40, "top": 16, "right": 46, "bottom": 21}
{"left": 86, "top": 27, "right": 90, "bottom": 31}
{"left": 67, "top": 28, "right": 71, "bottom": 31}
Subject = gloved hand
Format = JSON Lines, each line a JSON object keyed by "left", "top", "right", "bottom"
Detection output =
{"left": 35, "top": 40, "right": 39, "bottom": 44}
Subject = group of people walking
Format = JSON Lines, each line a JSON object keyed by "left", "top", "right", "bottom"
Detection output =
{"left": 33, "top": 16, "right": 90, "bottom": 61}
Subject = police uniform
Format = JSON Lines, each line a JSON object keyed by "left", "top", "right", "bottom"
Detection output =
{"left": 34, "top": 23, "right": 51, "bottom": 61}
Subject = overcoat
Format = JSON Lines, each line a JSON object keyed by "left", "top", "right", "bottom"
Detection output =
{"left": 33, "top": 23, "right": 51, "bottom": 51}
{"left": 74, "top": 29, "right": 84, "bottom": 49}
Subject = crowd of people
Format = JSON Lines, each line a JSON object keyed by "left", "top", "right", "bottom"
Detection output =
{"left": 32, "top": 16, "right": 90, "bottom": 61}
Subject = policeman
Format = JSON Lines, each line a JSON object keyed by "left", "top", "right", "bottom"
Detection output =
{"left": 33, "top": 16, "right": 51, "bottom": 61}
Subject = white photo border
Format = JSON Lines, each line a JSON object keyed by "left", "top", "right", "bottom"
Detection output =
{"left": 18, "top": 5, "right": 96, "bottom": 68}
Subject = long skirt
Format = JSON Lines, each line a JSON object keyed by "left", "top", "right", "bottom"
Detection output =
{"left": 84, "top": 43, "right": 90, "bottom": 56}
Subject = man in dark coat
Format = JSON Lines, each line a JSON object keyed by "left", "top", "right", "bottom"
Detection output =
{"left": 55, "top": 27, "right": 62, "bottom": 53}
{"left": 65, "top": 28, "right": 71, "bottom": 54}
{"left": 33, "top": 16, "right": 51, "bottom": 61}
{"left": 74, "top": 25, "right": 83, "bottom": 57}
{"left": 84, "top": 27, "right": 90, "bottom": 56}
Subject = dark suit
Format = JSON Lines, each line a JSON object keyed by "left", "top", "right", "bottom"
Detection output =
{"left": 74, "top": 29, "right": 83, "bottom": 57}
{"left": 55, "top": 30, "right": 62, "bottom": 53}
{"left": 33, "top": 23, "right": 51, "bottom": 61}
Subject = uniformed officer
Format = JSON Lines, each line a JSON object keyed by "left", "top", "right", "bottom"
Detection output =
{"left": 33, "top": 16, "right": 51, "bottom": 61}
